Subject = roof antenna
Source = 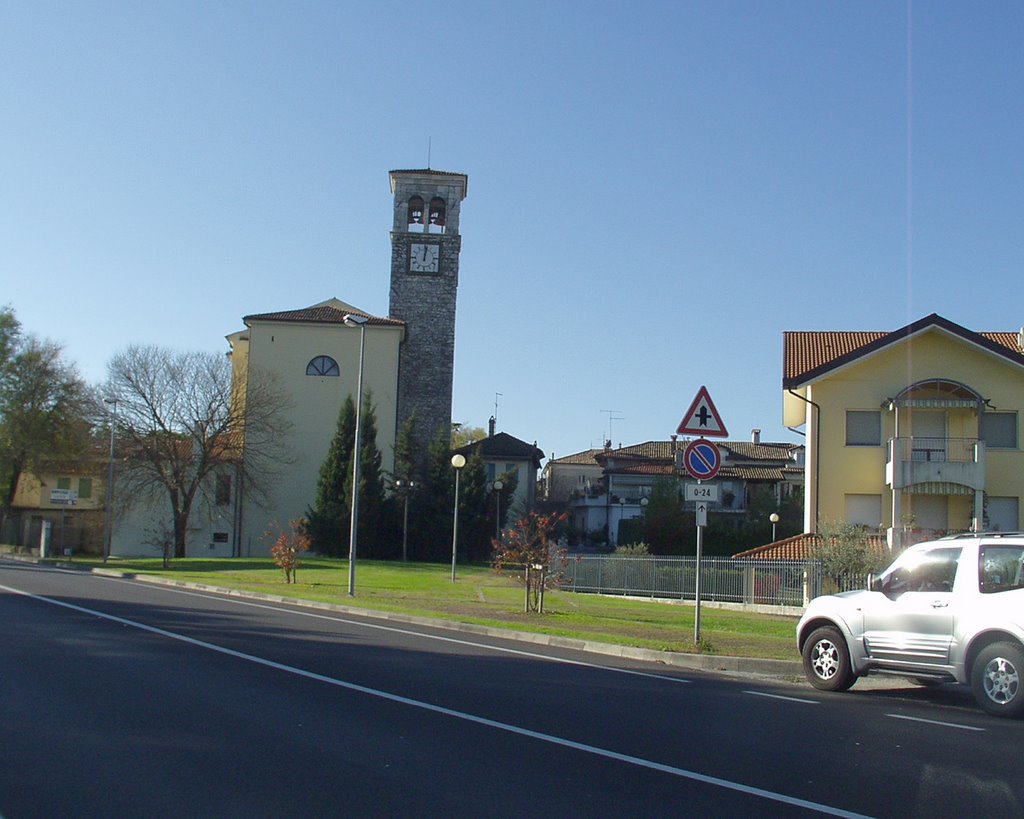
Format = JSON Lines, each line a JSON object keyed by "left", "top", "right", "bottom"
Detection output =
{"left": 427, "top": 136, "right": 432, "bottom": 169}
{"left": 494, "top": 392, "right": 502, "bottom": 428}
{"left": 600, "top": 409, "right": 624, "bottom": 445}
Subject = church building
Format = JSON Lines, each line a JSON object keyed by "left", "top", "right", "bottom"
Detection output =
{"left": 227, "top": 168, "right": 468, "bottom": 556}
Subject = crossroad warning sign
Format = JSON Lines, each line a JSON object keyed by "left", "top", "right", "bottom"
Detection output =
{"left": 676, "top": 386, "right": 728, "bottom": 438}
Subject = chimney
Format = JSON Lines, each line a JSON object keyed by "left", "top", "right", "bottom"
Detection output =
{"left": 751, "top": 429, "right": 761, "bottom": 445}
{"left": 488, "top": 416, "right": 495, "bottom": 437}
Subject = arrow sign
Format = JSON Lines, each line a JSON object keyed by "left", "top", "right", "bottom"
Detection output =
{"left": 695, "top": 502, "right": 708, "bottom": 526}
{"left": 677, "top": 386, "right": 728, "bottom": 438}
{"left": 683, "top": 438, "right": 721, "bottom": 481}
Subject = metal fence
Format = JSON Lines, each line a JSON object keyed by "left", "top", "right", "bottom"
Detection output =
{"left": 558, "top": 554, "right": 867, "bottom": 608}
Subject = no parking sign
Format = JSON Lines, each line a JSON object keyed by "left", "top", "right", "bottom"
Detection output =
{"left": 682, "top": 438, "right": 721, "bottom": 481}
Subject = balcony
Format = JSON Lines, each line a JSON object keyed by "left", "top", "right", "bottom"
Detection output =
{"left": 886, "top": 437, "right": 985, "bottom": 492}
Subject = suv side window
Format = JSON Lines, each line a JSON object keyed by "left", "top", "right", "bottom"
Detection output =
{"left": 979, "top": 545, "right": 1024, "bottom": 594}
{"left": 876, "top": 547, "right": 962, "bottom": 598}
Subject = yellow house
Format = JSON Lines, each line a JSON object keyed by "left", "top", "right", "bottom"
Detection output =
{"left": 7, "top": 460, "right": 105, "bottom": 554}
{"left": 783, "top": 314, "right": 1024, "bottom": 550}
{"left": 227, "top": 298, "right": 404, "bottom": 556}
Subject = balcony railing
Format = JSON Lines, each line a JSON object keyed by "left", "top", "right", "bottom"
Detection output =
{"left": 886, "top": 437, "right": 985, "bottom": 491}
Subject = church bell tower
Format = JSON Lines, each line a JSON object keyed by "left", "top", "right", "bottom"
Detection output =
{"left": 388, "top": 168, "right": 469, "bottom": 454}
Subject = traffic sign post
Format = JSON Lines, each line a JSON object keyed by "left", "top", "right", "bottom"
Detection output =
{"left": 676, "top": 386, "right": 728, "bottom": 644}
{"left": 694, "top": 506, "right": 705, "bottom": 643}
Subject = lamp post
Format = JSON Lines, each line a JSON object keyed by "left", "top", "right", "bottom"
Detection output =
{"left": 770, "top": 512, "right": 780, "bottom": 543}
{"left": 344, "top": 313, "right": 368, "bottom": 597}
{"left": 396, "top": 479, "right": 415, "bottom": 562}
{"left": 492, "top": 479, "right": 504, "bottom": 542}
{"left": 102, "top": 398, "right": 118, "bottom": 563}
{"left": 450, "top": 453, "right": 466, "bottom": 581}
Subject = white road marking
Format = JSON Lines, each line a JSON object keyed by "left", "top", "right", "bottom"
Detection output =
{"left": 0, "top": 581, "right": 872, "bottom": 819}
{"left": 887, "top": 713, "right": 984, "bottom": 731}
{"left": 745, "top": 690, "right": 819, "bottom": 705}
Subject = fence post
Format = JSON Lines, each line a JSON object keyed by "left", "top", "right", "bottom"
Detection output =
{"left": 743, "top": 565, "right": 754, "bottom": 604}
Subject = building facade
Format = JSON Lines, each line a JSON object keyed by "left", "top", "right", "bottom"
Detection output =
{"left": 563, "top": 434, "right": 804, "bottom": 546}
{"left": 783, "top": 314, "right": 1024, "bottom": 550}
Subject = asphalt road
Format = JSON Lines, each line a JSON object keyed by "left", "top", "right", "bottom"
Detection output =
{"left": 1, "top": 560, "right": 1022, "bottom": 818}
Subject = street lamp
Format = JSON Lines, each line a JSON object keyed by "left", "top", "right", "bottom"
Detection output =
{"left": 102, "top": 398, "right": 118, "bottom": 563}
{"left": 344, "top": 313, "right": 369, "bottom": 597}
{"left": 770, "top": 512, "right": 780, "bottom": 542}
{"left": 450, "top": 453, "right": 466, "bottom": 581}
{"left": 395, "top": 479, "right": 415, "bottom": 562}
{"left": 492, "top": 479, "right": 504, "bottom": 542}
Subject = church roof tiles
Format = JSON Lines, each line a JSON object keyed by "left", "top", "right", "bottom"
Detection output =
{"left": 243, "top": 299, "right": 404, "bottom": 328}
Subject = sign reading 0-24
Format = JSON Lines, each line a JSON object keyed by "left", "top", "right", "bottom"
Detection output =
{"left": 409, "top": 242, "right": 440, "bottom": 273}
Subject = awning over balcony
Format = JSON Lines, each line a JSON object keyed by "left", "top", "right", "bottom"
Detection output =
{"left": 885, "top": 379, "right": 986, "bottom": 410}
{"left": 905, "top": 481, "right": 974, "bottom": 496}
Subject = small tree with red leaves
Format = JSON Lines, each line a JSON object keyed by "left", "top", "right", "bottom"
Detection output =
{"left": 492, "top": 511, "right": 568, "bottom": 612}
{"left": 269, "top": 519, "right": 310, "bottom": 584}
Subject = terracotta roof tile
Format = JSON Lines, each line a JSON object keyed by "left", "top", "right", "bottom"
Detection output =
{"left": 244, "top": 299, "right": 403, "bottom": 328}
{"left": 454, "top": 432, "right": 544, "bottom": 465}
{"left": 732, "top": 533, "right": 888, "bottom": 561}
{"left": 549, "top": 449, "right": 604, "bottom": 465}
{"left": 784, "top": 315, "right": 1024, "bottom": 388}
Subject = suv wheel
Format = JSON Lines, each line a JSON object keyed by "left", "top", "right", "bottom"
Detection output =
{"left": 802, "top": 625, "right": 855, "bottom": 692}
{"left": 971, "top": 642, "right": 1024, "bottom": 718}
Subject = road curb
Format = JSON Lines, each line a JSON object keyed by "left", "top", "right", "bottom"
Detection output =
{"left": 7, "top": 555, "right": 804, "bottom": 678}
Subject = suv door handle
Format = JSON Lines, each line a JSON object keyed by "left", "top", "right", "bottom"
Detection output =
{"left": 931, "top": 601, "right": 949, "bottom": 608}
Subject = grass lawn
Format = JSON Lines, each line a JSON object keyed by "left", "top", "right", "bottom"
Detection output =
{"left": 64, "top": 555, "right": 800, "bottom": 660}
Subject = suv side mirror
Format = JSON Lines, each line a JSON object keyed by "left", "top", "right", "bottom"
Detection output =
{"left": 867, "top": 573, "right": 881, "bottom": 592}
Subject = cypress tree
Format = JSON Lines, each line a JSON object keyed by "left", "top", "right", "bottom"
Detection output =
{"left": 305, "top": 396, "right": 356, "bottom": 556}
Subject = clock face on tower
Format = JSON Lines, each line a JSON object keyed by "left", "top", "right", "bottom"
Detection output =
{"left": 409, "top": 242, "right": 440, "bottom": 273}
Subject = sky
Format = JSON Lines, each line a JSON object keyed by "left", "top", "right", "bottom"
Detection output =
{"left": 3, "top": 2, "right": 1022, "bottom": 464}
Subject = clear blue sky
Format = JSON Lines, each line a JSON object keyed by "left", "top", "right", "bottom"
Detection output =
{"left": 3, "top": 2, "right": 1022, "bottom": 463}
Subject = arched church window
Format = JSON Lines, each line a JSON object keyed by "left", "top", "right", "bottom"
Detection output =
{"left": 427, "top": 197, "right": 446, "bottom": 234}
{"left": 407, "top": 196, "right": 425, "bottom": 233}
{"left": 306, "top": 355, "right": 339, "bottom": 377}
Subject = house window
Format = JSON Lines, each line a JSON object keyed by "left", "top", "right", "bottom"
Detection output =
{"left": 215, "top": 474, "right": 232, "bottom": 507}
{"left": 846, "top": 411, "right": 881, "bottom": 446}
{"left": 986, "top": 497, "right": 1019, "bottom": 532}
{"left": 980, "top": 412, "right": 1017, "bottom": 449}
{"left": 78, "top": 478, "right": 92, "bottom": 500}
{"left": 486, "top": 463, "right": 495, "bottom": 482}
{"left": 845, "top": 494, "right": 882, "bottom": 528}
{"left": 306, "top": 356, "right": 339, "bottom": 377}
{"left": 57, "top": 477, "right": 71, "bottom": 490}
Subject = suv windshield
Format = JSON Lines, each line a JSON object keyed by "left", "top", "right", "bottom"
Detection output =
{"left": 979, "top": 545, "right": 1024, "bottom": 594}
{"left": 873, "top": 547, "right": 962, "bottom": 598}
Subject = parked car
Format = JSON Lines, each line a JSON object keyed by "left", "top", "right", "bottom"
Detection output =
{"left": 797, "top": 532, "right": 1024, "bottom": 717}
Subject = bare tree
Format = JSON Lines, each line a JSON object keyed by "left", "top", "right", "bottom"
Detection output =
{"left": 106, "top": 345, "right": 292, "bottom": 558}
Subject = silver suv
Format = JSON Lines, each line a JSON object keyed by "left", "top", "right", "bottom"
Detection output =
{"left": 797, "top": 532, "right": 1024, "bottom": 717}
